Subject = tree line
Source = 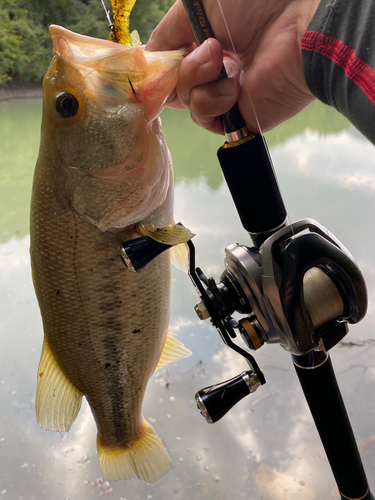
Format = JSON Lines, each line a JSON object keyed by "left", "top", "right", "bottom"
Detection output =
{"left": 0, "top": 0, "right": 174, "bottom": 84}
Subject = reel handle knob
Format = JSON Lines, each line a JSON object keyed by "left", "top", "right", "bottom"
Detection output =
{"left": 195, "top": 370, "right": 260, "bottom": 423}
{"left": 121, "top": 237, "right": 171, "bottom": 272}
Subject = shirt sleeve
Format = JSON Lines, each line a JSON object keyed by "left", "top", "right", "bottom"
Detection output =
{"left": 302, "top": 0, "right": 375, "bottom": 143}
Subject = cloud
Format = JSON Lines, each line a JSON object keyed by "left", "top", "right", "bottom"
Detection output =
{"left": 0, "top": 235, "right": 30, "bottom": 276}
{"left": 276, "top": 130, "right": 375, "bottom": 192}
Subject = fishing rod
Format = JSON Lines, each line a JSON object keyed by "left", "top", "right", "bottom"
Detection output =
{"left": 120, "top": 1, "right": 374, "bottom": 498}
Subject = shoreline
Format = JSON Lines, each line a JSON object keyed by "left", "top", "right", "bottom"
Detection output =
{"left": 0, "top": 81, "right": 43, "bottom": 101}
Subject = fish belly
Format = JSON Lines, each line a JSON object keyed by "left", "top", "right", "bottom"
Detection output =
{"left": 30, "top": 163, "right": 171, "bottom": 448}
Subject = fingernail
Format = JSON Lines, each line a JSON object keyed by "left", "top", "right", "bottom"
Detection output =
{"left": 194, "top": 40, "right": 211, "bottom": 65}
{"left": 217, "top": 78, "right": 238, "bottom": 96}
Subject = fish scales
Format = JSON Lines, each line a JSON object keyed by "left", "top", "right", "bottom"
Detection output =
{"left": 31, "top": 176, "right": 171, "bottom": 446}
{"left": 31, "top": 25, "right": 191, "bottom": 483}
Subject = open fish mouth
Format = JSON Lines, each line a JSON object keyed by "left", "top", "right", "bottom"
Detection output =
{"left": 49, "top": 25, "right": 189, "bottom": 122}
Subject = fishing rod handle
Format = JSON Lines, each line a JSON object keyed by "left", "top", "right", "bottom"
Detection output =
{"left": 217, "top": 134, "right": 287, "bottom": 245}
{"left": 293, "top": 352, "right": 373, "bottom": 500}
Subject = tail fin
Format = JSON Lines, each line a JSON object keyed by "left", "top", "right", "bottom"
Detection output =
{"left": 97, "top": 419, "right": 172, "bottom": 483}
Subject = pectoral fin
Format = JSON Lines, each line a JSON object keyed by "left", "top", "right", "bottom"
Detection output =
{"left": 36, "top": 338, "right": 83, "bottom": 432}
{"left": 170, "top": 243, "right": 189, "bottom": 273}
{"left": 155, "top": 330, "right": 192, "bottom": 371}
{"left": 139, "top": 223, "right": 195, "bottom": 245}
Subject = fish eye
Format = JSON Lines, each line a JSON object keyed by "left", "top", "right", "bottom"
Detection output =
{"left": 55, "top": 92, "right": 79, "bottom": 118}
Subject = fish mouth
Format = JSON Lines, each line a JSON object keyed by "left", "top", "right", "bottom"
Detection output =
{"left": 49, "top": 25, "right": 188, "bottom": 121}
{"left": 50, "top": 25, "right": 130, "bottom": 62}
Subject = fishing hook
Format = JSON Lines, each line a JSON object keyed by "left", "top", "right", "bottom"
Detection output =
{"left": 128, "top": 78, "right": 140, "bottom": 101}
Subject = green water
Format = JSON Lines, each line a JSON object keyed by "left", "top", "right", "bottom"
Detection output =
{"left": 1, "top": 98, "right": 375, "bottom": 499}
{"left": 0, "top": 99, "right": 350, "bottom": 243}
{"left": 0, "top": 100, "right": 43, "bottom": 243}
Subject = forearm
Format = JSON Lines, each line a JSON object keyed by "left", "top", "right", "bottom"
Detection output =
{"left": 302, "top": 0, "right": 375, "bottom": 143}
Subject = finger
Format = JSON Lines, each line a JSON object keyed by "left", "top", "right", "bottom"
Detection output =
{"left": 164, "top": 89, "right": 186, "bottom": 110}
{"left": 145, "top": 0, "right": 194, "bottom": 51}
{"left": 177, "top": 38, "right": 224, "bottom": 108}
{"left": 189, "top": 77, "right": 240, "bottom": 134}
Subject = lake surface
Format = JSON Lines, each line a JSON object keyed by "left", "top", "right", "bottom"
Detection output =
{"left": 1, "top": 98, "right": 375, "bottom": 499}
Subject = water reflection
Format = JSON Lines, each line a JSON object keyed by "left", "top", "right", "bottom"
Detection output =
{"left": 1, "top": 98, "right": 375, "bottom": 498}
{"left": 0, "top": 100, "right": 42, "bottom": 243}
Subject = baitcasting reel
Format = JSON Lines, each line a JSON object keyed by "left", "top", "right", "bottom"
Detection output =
{"left": 187, "top": 218, "right": 366, "bottom": 423}
{"left": 120, "top": 218, "right": 367, "bottom": 423}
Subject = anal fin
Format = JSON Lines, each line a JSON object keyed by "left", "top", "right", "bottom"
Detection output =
{"left": 97, "top": 418, "right": 172, "bottom": 483}
{"left": 36, "top": 338, "right": 83, "bottom": 432}
{"left": 155, "top": 329, "right": 192, "bottom": 371}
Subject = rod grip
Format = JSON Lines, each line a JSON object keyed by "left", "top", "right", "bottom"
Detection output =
{"left": 217, "top": 134, "right": 287, "bottom": 237}
{"left": 293, "top": 353, "right": 370, "bottom": 498}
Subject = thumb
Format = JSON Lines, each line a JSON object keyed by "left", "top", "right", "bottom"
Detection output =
{"left": 145, "top": 0, "right": 195, "bottom": 51}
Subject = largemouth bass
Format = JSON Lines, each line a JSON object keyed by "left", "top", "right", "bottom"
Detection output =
{"left": 31, "top": 25, "right": 191, "bottom": 483}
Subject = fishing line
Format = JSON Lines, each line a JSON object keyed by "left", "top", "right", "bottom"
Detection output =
{"left": 216, "top": 0, "right": 294, "bottom": 232}
{"left": 100, "top": 0, "right": 119, "bottom": 41}
{"left": 216, "top": 0, "right": 263, "bottom": 136}
{"left": 100, "top": 0, "right": 113, "bottom": 27}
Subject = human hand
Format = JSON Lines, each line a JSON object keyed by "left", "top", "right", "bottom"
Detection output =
{"left": 146, "top": 0, "right": 321, "bottom": 134}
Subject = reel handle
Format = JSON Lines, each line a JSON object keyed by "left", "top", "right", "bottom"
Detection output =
{"left": 120, "top": 237, "right": 171, "bottom": 272}
{"left": 196, "top": 371, "right": 261, "bottom": 423}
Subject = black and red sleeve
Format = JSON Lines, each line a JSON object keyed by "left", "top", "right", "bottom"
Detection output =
{"left": 302, "top": 0, "right": 375, "bottom": 143}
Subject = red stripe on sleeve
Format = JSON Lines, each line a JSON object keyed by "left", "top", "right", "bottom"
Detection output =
{"left": 302, "top": 30, "right": 375, "bottom": 105}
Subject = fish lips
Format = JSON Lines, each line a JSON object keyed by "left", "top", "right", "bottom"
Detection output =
{"left": 49, "top": 25, "right": 189, "bottom": 123}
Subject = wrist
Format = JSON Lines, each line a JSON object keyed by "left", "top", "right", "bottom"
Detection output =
{"left": 298, "top": 0, "right": 322, "bottom": 40}
{"left": 290, "top": 0, "right": 322, "bottom": 100}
